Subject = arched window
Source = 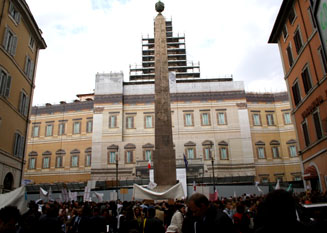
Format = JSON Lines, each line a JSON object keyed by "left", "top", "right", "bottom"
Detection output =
{"left": 142, "top": 143, "right": 154, "bottom": 161}
{"left": 107, "top": 144, "right": 119, "bottom": 164}
{"left": 287, "top": 139, "right": 297, "bottom": 157}
{"left": 218, "top": 141, "right": 229, "bottom": 160}
{"left": 70, "top": 149, "right": 80, "bottom": 168}
{"left": 255, "top": 141, "right": 266, "bottom": 159}
{"left": 184, "top": 141, "right": 196, "bottom": 159}
{"left": 3, "top": 173, "right": 14, "bottom": 191}
{"left": 42, "top": 151, "right": 51, "bottom": 169}
{"left": 124, "top": 144, "right": 136, "bottom": 164}
{"left": 270, "top": 140, "right": 280, "bottom": 159}
{"left": 202, "top": 140, "right": 213, "bottom": 160}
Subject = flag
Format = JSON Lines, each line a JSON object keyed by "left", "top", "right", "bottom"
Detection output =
{"left": 40, "top": 187, "right": 48, "bottom": 200}
{"left": 83, "top": 186, "right": 90, "bottom": 202}
{"left": 233, "top": 191, "right": 237, "bottom": 198}
{"left": 286, "top": 184, "right": 293, "bottom": 193}
{"left": 193, "top": 181, "right": 196, "bottom": 191}
{"left": 209, "top": 190, "right": 218, "bottom": 201}
{"left": 61, "top": 189, "right": 69, "bottom": 202}
{"left": 148, "top": 159, "right": 151, "bottom": 169}
{"left": 48, "top": 187, "right": 52, "bottom": 201}
{"left": 255, "top": 181, "right": 264, "bottom": 194}
{"left": 183, "top": 154, "right": 188, "bottom": 169}
{"left": 94, "top": 192, "right": 104, "bottom": 203}
{"left": 275, "top": 179, "right": 280, "bottom": 190}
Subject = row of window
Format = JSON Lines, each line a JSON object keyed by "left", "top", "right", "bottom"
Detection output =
{"left": 255, "top": 140, "right": 298, "bottom": 159}
{"left": 302, "top": 109, "right": 324, "bottom": 148}
{"left": 110, "top": 111, "right": 227, "bottom": 129}
{"left": 283, "top": 5, "right": 326, "bottom": 108}
{"left": 27, "top": 149, "right": 91, "bottom": 169}
{"left": 251, "top": 111, "right": 292, "bottom": 126}
{"left": 109, "top": 110, "right": 292, "bottom": 129}
{"left": 2, "top": 2, "right": 35, "bottom": 78}
{"left": 32, "top": 120, "right": 93, "bottom": 137}
{"left": 27, "top": 137, "right": 298, "bottom": 170}
{"left": 0, "top": 68, "right": 30, "bottom": 116}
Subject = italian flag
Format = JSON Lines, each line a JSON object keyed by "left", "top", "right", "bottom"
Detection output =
{"left": 148, "top": 159, "right": 151, "bottom": 169}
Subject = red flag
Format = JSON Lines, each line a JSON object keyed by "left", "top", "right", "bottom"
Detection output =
{"left": 209, "top": 191, "right": 218, "bottom": 201}
{"left": 148, "top": 159, "right": 151, "bottom": 169}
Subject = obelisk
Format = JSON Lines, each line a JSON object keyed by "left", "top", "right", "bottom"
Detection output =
{"left": 153, "top": 1, "right": 176, "bottom": 187}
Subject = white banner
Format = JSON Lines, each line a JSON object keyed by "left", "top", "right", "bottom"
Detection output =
{"left": 133, "top": 182, "right": 185, "bottom": 200}
{"left": 0, "top": 186, "right": 28, "bottom": 214}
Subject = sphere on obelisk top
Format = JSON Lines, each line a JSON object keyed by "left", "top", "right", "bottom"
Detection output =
{"left": 155, "top": 1, "right": 165, "bottom": 13}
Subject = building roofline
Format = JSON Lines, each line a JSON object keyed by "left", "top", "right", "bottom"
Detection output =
{"left": 18, "top": 0, "right": 47, "bottom": 49}
{"left": 268, "top": 0, "right": 294, "bottom": 44}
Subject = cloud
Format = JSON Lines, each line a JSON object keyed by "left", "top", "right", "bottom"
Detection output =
{"left": 26, "top": 0, "right": 284, "bottom": 105}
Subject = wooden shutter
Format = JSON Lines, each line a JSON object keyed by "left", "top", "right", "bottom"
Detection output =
{"left": 24, "top": 95, "right": 29, "bottom": 116}
{"left": 10, "top": 35, "right": 17, "bottom": 56}
{"left": 24, "top": 56, "right": 29, "bottom": 75}
{"left": 15, "top": 12, "right": 21, "bottom": 24}
{"left": 29, "top": 60, "right": 34, "bottom": 79}
{"left": 19, "top": 136, "right": 25, "bottom": 158}
{"left": 4, "top": 75, "right": 11, "bottom": 97}
{"left": 19, "top": 91, "right": 24, "bottom": 113}
{"left": 13, "top": 133, "right": 19, "bottom": 156}
{"left": 2, "top": 27, "right": 9, "bottom": 48}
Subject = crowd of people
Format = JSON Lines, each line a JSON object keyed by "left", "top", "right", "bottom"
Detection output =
{"left": 0, "top": 190, "right": 326, "bottom": 233}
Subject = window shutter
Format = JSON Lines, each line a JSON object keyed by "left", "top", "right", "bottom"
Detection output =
{"left": 9, "top": 2, "right": 14, "bottom": 13}
{"left": 15, "top": 13, "right": 21, "bottom": 24}
{"left": 19, "top": 136, "right": 25, "bottom": 158}
{"left": 10, "top": 35, "right": 17, "bottom": 56}
{"left": 13, "top": 133, "right": 19, "bottom": 156}
{"left": 19, "top": 91, "right": 23, "bottom": 113}
{"left": 29, "top": 60, "right": 34, "bottom": 79}
{"left": 24, "top": 56, "right": 28, "bottom": 75}
{"left": 2, "top": 27, "right": 9, "bottom": 48}
{"left": 4, "top": 75, "right": 11, "bottom": 97}
{"left": 24, "top": 95, "right": 29, "bottom": 116}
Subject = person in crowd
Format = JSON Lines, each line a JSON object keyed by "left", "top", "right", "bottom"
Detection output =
{"left": 0, "top": 206, "right": 20, "bottom": 233}
{"left": 223, "top": 200, "right": 234, "bottom": 220}
{"left": 232, "top": 203, "right": 250, "bottom": 233}
{"left": 118, "top": 207, "right": 139, "bottom": 233}
{"left": 168, "top": 203, "right": 185, "bottom": 233}
{"left": 37, "top": 203, "right": 63, "bottom": 233}
{"left": 18, "top": 201, "right": 40, "bottom": 233}
{"left": 133, "top": 206, "right": 144, "bottom": 233}
{"left": 166, "top": 224, "right": 179, "bottom": 233}
{"left": 143, "top": 206, "right": 165, "bottom": 233}
{"left": 90, "top": 207, "right": 106, "bottom": 233}
{"left": 254, "top": 189, "right": 312, "bottom": 233}
{"left": 187, "top": 193, "right": 236, "bottom": 233}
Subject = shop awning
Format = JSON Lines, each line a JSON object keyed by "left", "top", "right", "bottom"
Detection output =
{"left": 303, "top": 166, "right": 318, "bottom": 180}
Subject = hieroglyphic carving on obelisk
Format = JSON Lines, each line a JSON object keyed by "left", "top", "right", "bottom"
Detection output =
{"left": 153, "top": 1, "right": 176, "bottom": 186}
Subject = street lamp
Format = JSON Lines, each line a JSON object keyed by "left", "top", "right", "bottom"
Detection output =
{"left": 210, "top": 147, "right": 216, "bottom": 192}
{"left": 116, "top": 151, "right": 119, "bottom": 199}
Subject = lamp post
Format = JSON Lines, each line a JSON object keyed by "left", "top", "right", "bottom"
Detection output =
{"left": 210, "top": 147, "right": 216, "bottom": 192}
{"left": 116, "top": 151, "right": 119, "bottom": 199}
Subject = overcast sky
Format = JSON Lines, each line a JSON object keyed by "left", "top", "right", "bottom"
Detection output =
{"left": 26, "top": 0, "right": 284, "bottom": 106}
